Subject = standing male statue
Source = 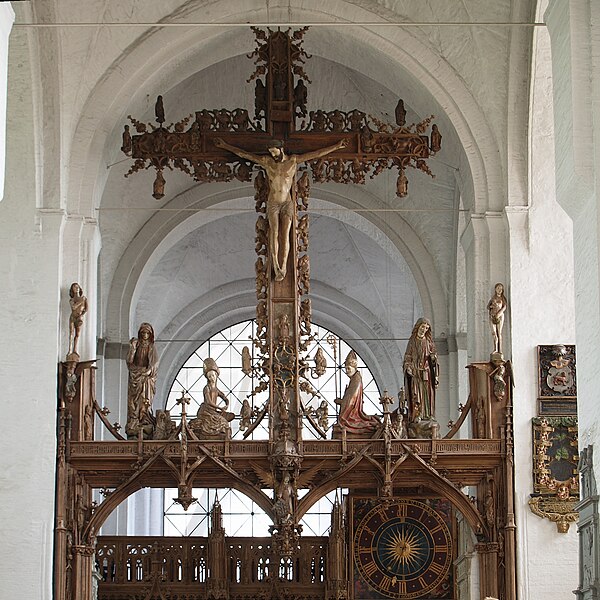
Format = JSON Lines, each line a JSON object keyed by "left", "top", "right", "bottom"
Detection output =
{"left": 214, "top": 137, "right": 348, "bottom": 280}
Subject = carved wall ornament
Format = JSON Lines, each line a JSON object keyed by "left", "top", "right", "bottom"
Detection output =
{"left": 529, "top": 416, "right": 579, "bottom": 532}
{"left": 537, "top": 344, "right": 577, "bottom": 415}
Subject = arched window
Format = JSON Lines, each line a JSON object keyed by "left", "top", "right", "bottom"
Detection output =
{"left": 163, "top": 320, "right": 378, "bottom": 536}
{"left": 165, "top": 320, "right": 381, "bottom": 440}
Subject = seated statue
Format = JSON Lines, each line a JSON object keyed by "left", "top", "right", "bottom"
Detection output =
{"left": 333, "top": 351, "right": 380, "bottom": 438}
{"left": 190, "top": 358, "right": 235, "bottom": 438}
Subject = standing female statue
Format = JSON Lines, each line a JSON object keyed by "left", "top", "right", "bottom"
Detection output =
{"left": 67, "top": 282, "right": 88, "bottom": 358}
{"left": 403, "top": 318, "right": 439, "bottom": 422}
{"left": 126, "top": 322, "right": 158, "bottom": 439}
{"left": 487, "top": 283, "right": 507, "bottom": 355}
{"left": 335, "top": 350, "right": 380, "bottom": 436}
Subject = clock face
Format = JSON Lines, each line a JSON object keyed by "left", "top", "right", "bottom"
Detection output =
{"left": 354, "top": 499, "right": 453, "bottom": 599}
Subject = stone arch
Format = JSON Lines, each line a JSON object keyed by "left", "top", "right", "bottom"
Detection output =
{"left": 154, "top": 282, "right": 403, "bottom": 408}
{"left": 66, "top": 1, "right": 501, "bottom": 220}
{"left": 104, "top": 182, "right": 445, "bottom": 343}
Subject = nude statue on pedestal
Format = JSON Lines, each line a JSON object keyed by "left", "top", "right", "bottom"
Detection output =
{"left": 487, "top": 283, "right": 507, "bottom": 356}
{"left": 214, "top": 137, "right": 348, "bottom": 280}
{"left": 67, "top": 282, "right": 88, "bottom": 358}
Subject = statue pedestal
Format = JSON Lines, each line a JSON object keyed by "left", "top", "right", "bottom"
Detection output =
{"left": 331, "top": 424, "right": 378, "bottom": 440}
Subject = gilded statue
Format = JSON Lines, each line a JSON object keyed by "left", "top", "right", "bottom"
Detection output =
{"left": 214, "top": 137, "right": 348, "bottom": 280}
{"left": 126, "top": 323, "right": 158, "bottom": 439}
{"left": 190, "top": 358, "right": 234, "bottom": 437}
{"left": 403, "top": 318, "right": 439, "bottom": 424}
{"left": 334, "top": 351, "right": 380, "bottom": 437}
{"left": 487, "top": 283, "right": 507, "bottom": 356}
{"left": 67, "top": 282, "right": 88, "bottom": 358}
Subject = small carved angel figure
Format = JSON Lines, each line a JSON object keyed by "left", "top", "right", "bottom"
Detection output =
{"left": 255, "top": 258, "right": 268, "bottom": 299}
{"left": 254, "top": 80, "right": 267, "bottom": 120}
{"left": 152, "top": 170, "right": 166, "bottom": 200}
{"left": 68, "top": 282, "right": 88, "bottom": 357}
{"left": 300, "top": 298, "right": 312, "bottom": 336}
{"left": 64, "top": 362, "right": 78, "bottom": 400}
{"left": 278, "top": 314, "right": 291, "bottom": 345}
{"left": 360, "top": 125, "right": 374, "bottom": 152}
{"left": 121, "top": 125, "right": 132, "bottom": 155}
{"left": 298, "top": 254, "right": 310, "bottom": 295}
{"left": 315, "top": 400, "right": 329, "bottom": 430}
{"left": 430, "top": 124, "right": 442, "bottom": 153}
{"left": 484, "top": 490, "right": 495, "bottom": 526}
{"left": 297, "top": 214, "right": 309, "bottom": 251}
{"left": 155, "top": 95, "right": 165, "bottom": 124}
{"left": 241, "top": 346, "right": 252, "bottom": 376}
{"left": 312, "top": 347, "right": 327, "bottom": 378}
{"left": 294, "top": 79, "right": 308, "bottom": 117}
{"left": 395, "top": 99, "right": 407, "bottom": 127}
{"left": 396, "top": 169, "right": 408, "bottom": 198}
{"left": 296, "top": 171, "right": 310, "bottom": 209}
{"left": 239, "top": 399, "right": 253, "bottom": 431}
{"left": 154, "top": 410, "right": 177, "bottom": 440}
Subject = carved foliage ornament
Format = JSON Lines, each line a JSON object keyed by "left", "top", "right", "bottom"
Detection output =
{"left": 529, "top": 416, "right": 579, "bottom": 532}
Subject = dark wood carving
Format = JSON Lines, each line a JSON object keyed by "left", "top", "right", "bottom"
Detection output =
{"left": 121, "top": 27, "right": 440, "bottom": 201}
{"left": 52, "top": 26, "right": 519, "bottom": 600}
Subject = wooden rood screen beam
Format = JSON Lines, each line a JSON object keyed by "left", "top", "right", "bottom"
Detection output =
{"left": 121, "top": 26, "right": 441, "bottom": 200}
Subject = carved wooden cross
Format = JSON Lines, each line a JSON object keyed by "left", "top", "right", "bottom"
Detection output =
{"left": 121, "top": 26, "right": 441, "bottom": 551}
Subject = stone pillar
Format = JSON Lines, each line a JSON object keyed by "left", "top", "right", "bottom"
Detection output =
{"left": 460, "top": 213, "right": 509, "bottom": 364}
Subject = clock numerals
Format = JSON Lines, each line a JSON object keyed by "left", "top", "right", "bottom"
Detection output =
{"left": 362, "top": 560, "right": 379, "bottom": 578}
{"left": 429, "top": 559, "right": 446, "bottom": 576}
{"left": 398, "top": 579, "right": 406, "bottom": 595}
{"left": 354, "top": 499, "right": 452, "bottom": 599}
{"left": 380, "top": 575, "right": 394, "bottom": 593}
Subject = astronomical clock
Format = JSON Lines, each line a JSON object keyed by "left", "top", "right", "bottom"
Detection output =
{"left": 352, "top": 498, "right": 454, "bottom": 599}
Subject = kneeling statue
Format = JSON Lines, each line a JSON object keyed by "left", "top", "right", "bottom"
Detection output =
{"left": 190, "top": 358, "right": 235, "bottom": 438}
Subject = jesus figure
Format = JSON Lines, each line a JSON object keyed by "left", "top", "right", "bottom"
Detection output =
{"left": 214, "top": 137, "right": 348, "bottom": 280}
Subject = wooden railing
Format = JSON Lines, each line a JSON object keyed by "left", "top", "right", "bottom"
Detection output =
{"left": 96, "top": 535, "right": 327, "bottom": 599}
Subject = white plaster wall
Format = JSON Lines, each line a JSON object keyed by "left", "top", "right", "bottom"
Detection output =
{"left": 509, "top": 10, "right": 578, "bottom": 599}
{"left": 546, "top": 0, "right": 600, "bottom": 488}
{"left": 0, "top": 23, "right": 62, "bottom": 600}
{"left": 0, "top": 4, "right": 14, "bottom": 201}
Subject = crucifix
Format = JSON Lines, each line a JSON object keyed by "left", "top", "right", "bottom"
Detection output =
{"left": 121, "top": 26, "right": 441, "bottom": 553}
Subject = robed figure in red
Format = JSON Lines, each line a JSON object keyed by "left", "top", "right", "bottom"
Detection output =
{"left": 336, "top": 350, "right": 380, "bottom": 436}
{"left": 403, "top": 318, "right": 439, "bottom": 422}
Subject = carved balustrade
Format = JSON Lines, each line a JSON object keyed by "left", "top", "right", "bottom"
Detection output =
{"left": 96, "top": 536, "right": 326, "bottom": 599}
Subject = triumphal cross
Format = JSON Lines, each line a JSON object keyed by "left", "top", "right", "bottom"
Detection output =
{"left": 121, "top": 26, "right": 441, "bottom": 553}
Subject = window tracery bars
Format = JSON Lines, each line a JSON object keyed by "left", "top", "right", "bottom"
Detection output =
{"left": 165, "top": 320, "right": 381, "bottom": 440}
